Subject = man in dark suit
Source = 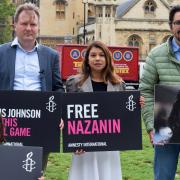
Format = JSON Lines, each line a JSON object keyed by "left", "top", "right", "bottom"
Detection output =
{"left": 0, "top": 2, "right": 64, "bottom": 178}
{"left": 0, "top": 3, "right": 63, "bottom": 92}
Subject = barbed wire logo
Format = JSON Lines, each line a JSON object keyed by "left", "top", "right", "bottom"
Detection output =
{"left": 46, "top": 96, "right": 57, "bottom": 112}
{"left": 126, "top": 95, "right": 136, "bottom": 111}
{"left": 22, "top": 152, "right": 36, "bottom": 172}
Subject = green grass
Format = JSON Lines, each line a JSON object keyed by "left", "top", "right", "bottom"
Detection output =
{"left": 45, "top": 124, "right": 180, "bottom": 180}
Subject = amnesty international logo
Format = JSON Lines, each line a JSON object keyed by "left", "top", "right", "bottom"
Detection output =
{"left": 126, "top": 95, "right": 136, "bottom": 111}
{"left": 46, "top": 96, "right": 57, "bottom": 112}
{"left": 22, "top": 152, "right": 36, "bottom": 172}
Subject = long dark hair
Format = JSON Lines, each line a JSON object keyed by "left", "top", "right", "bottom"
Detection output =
{"left": 78, "top": 41, "right": 123, "bottom": 86}
{"left": 0, "top": 116, "right": 5, "bottom": 143}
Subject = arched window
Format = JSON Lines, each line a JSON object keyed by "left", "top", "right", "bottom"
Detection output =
{"left": 96, "top": 7, "right": 103, "bottom": 17}
{"left": 105, "top": 6, "right": 111, "bottom": 17}
{"left": 128, "top": 35, "right": 143, "bottom": 59}
{"left": 128, "top": 35, "right": 141, "bottom": 47}
{"left": 144, "top": 0, "right": 156, "bottom": 14}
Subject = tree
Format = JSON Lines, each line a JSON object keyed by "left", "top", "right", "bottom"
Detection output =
{"left": 0, "top": 0, "right": 15, "bottom": 44}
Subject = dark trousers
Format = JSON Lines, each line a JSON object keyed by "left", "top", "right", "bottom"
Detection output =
{"left": 154, "top": 144, "right": 180, "bottom": 180}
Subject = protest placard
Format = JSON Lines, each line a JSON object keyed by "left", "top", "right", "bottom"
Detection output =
{"left": 0, "top": 145, "right": 42, "bottom": 180}
{"left": 62, "top": 91, "right": 142, "bottom": 152}
{"left": 0, "top": 90, "right": 62, "bottom": 152}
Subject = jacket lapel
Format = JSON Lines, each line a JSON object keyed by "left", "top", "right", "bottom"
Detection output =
{"left": 37, "top": 45, "right": 47, "bottom": 73}
{"left": 37, "top": 45, "right": 47, "bottom": 91}
{"left": 8, "top": 46, "right": 16, "bottom": 90}
{"left": 81, "top": 76, "right": 93, "bottom": 92}
{"left": 107, "top": 81, "right": 116, "bottom": 92}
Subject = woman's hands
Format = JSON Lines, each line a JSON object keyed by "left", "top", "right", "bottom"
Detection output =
{"left": 139, "top": 96, "right": 145, "bottom": 107}
{"left": 59, "top": 119, "right": 85, "bottom": 155}
{"left": 59, "top": 118, "right": 64, "bottom": 130}
{"left": 74, "top": 149, "right": 85, "bottom": 155}
{"left": 148, "top": 130, "right": 154, "bottom": 144}
{"left": 38, "top": 176, "right": 45, "bottom": 180}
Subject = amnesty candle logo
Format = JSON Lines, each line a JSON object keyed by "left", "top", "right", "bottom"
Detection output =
{"left": 22, "top": 152, "right": 36, "bottom": 172}
{"left": 126, "top": 95, "right": 136, "bottom": 111}
{"left": 46, "top": 96, "right": 57, "bottom": 112}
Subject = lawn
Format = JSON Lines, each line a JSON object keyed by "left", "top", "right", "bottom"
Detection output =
{"left": 45, "top": 124, "right": 180, "bottom": 180}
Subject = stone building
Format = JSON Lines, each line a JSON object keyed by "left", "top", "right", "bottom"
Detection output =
{"left": 115, "top": 0, "right": 172, "bottom": 61}
{"left": 12, "top": 0, "right": 178, "bottom": 60}
{"left": 79, "top": 0, "right": 172, "bottom": 61}
{"left": 38, "top": 0, "right": 84, "bottom": 47}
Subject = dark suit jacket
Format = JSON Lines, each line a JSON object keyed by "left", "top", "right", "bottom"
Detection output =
{"left": 0, "top": 42, "right": 64, "bottom": 92}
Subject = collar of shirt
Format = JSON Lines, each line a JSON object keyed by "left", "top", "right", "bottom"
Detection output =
{"left": 11, "top": 37, "right": 39, "bottom": 53}
{"left": 172, "top": 37, "right": 180, "bottom": 53}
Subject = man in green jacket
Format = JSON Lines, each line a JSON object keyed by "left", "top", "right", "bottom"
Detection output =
{"left": 139, "top": 5, "right": 180, "bottom": 180}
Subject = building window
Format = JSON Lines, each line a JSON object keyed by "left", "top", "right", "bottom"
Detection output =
{"left": 56, "top": 1, "right": 65, "bottom": 19}
{"left": 14, "top": 0, "right": 24, "bottom": 5}
{"left": 128, "top": 35, "right": 143, "bottom": 59}
{"left": 144, "top": 0, "right": 156, "bottom": 14}
{"left": 96, "top": 7, "right": 102, "bottom": 17}
{"left": 105, "top": 6, "right": 111, "bottom": 17}
{"left": 128, "top": 36, "right": 140, "bottom": 47}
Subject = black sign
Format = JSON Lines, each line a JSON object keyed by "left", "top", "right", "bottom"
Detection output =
{"left": 0, "top": 90, "right": 62, "bottom": 152}
{"left": 62, "top": 91, "right": 142, "bottom": 152}
{"left": 0, "top": 145, "right": 42, "bottom": 180}
{"left": 154, "top": 85, "right": 180, "bottom": 144}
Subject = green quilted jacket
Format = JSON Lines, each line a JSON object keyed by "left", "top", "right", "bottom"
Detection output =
{"left": 139, "top": 36, "right": 180, "bottom": 132}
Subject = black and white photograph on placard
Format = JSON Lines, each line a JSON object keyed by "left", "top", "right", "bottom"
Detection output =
{"left": 154, "top": 85, "right": 180, "bottom": 144}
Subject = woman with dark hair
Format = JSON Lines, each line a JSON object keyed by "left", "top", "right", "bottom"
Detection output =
{"left": 66, "top": 41, "right": 144, "bottom": 180}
